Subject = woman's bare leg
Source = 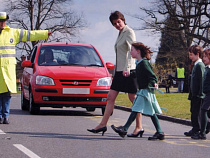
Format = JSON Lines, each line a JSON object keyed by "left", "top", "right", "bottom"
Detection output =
{"left": 94, "top": 90, "right": 119, "bottom": 130}
{"left": 128, "top": 93, "right": 143, "bottom": 134}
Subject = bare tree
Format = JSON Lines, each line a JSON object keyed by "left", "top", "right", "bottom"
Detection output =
{"left": 134, "top": 0, "right": 210, "bottom": 48}
{"left": 5, "top": 0, "right": 87, "bottom": 58}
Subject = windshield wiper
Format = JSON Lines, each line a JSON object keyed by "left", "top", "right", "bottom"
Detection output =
{"left": 86, "top": 64, "right": 103, "bottom": 67}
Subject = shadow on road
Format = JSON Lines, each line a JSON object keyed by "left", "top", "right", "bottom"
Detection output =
{"left": 6, "top": 131, "right": 133, "bottom": 141}
{"left": 10, "top": 108, "right": 102, "bottom": 117}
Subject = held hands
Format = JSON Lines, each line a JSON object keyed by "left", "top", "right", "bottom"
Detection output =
{"left": 123, "top": 71, "right": 130, "bottom": 77}
{"left": 154, "top": 83, "right": 159, "bottom": 89}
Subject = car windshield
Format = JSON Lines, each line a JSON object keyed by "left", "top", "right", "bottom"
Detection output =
{"left": 38, "top": 45, "right": 103, "bottom": 67}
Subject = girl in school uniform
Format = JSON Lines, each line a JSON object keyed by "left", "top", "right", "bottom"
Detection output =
{"left": 192, "top": 48, "right": 210, "bottom": 140}
{"left": 111, "top": 42, "right": 165, "bottom": 140}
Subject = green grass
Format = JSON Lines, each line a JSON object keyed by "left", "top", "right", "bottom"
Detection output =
{"left": 115, "top": 89, "right": 191, "bottom": 120}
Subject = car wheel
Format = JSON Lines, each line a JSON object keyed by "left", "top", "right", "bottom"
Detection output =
{"left": 86, "top": 107, "right": 95, "bottom": 112}
{"left": 29, "top": 90, "right": 40, "bottom": 115}
{"left": 101, "top": 107, "right": 113, "bottom": 116}
{"left": 21, "top": 90, "right": 29, "bottom": 110}
{"left": 101, "top": 108, "right": 105, "bottom": 115}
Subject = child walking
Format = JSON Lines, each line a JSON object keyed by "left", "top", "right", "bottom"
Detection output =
{"left": 184, "top": 45, "right": 205, "bottom": 137}
{"left": 111, "top": 42, "right": 164, "bottom": 140}
{"left": 191, "top": 48, "right": 210, "bottom": 140}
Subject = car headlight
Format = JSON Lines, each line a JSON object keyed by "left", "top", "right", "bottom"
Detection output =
{"left": 97, "top": 77, "right": 112, "bottom": 86}
{"left": 36, "top": 75, "right": 55, "bottom": 85}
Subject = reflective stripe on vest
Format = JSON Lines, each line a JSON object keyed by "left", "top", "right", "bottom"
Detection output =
{"left": 27, "top": 30, "right": 31, "bottom": 41}
{"left": 19, "top": 29, "right": 24, "bottom": 42}
{"left": 177, "top": 68, "right": 185, "bottom": 78}
{"left": 0, "top": 54, "right": 16, "bottom": 58}
{"left": 0, "top": 46, "right": 16, "bottom": 50}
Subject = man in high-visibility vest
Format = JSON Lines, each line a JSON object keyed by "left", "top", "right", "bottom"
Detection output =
{"left": 0, "top": 12, "right": 52, "bottom": 124}
{"left": 176, "top": 63, "right": 185, "bottom": 93}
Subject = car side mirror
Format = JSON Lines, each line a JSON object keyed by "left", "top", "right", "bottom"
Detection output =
{"left": 21, "top": 60, "right": 33, "bottom": 68}
{"left": 106, "top": 62, "right": 115, "bottom": 69}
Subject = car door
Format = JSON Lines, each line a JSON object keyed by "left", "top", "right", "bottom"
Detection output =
{"left": 22, "top": 46, "right": 38, "bottom": 100}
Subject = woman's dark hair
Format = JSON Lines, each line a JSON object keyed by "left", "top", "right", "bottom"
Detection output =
{"left": 109, "top": 11, "right": 126, "bottom": 25}
{"left": 188, "top": 44, "right": 203, "bottom": 58}
{"left": 132, "top": 42, "right": 153, "bottom": 60}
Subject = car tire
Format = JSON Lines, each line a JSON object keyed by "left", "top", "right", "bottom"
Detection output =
{"left": 29, "top": 90, "right": 40, "bottom": 115}
{"left": 101, "top": 107, "right": 113, "bottom": 116}
{"left": 86, "top": 107, "right": 95, "bottom": 112}
{"left": 101, "top": 108, "right": 105, "bottom": 115}
{"left": 21, "top": 90, "right": 29, "bottom": 110}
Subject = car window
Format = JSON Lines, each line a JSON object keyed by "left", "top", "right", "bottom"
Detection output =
{"left": 38, "top": 45, "right": 103, "bottom": 67}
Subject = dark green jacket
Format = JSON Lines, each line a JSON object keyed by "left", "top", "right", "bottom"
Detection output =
{"left": 136, "top": 59, "right": 157, "bottom": 93}
{"left": 189, "top": 61, "right": 205, "bottom": 99}
{"left": 203, "top": 66, "right": 210, "bottom": 94}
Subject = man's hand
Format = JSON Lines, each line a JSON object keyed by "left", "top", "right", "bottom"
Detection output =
{"left": 48, "top": 31, "right": 52, "bottom": 36}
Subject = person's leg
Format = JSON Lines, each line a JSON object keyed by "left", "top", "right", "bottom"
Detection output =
{"left": 148, "top": 114, "right": 165, "bottom": 140}
{"left": 128, "top": 93, "right": 143, "bottom": 134}
{"left": 123, "top": 111, "right": 138, "bottom": 131}
{"left": 207, "top": 111, "right": 210, "bottom": 133}
{"left": 200, "top": 109, "right": 208, "bottom": 135}
{"left": 181, "top": 80, "right": 184, "bottom": 92}
{"left": 94, "top": 90, "right": 119, "bottom": 129}
{"left": 2, "top": 95, "right": 11, "bottom": 119}
{"left": 2, "top": 92, "right": 11, "bottom": 124}
{"left": 190, "top": 97, "right": 202, "bottom": 133}
{"left": 191, "top": 109, "right": 207, "bottom": 139}
{"left": 151, "top": 114, "right": 163, "bottom": 133}
{"left": 111, "top": 111, "right": 138, "bottom": 138}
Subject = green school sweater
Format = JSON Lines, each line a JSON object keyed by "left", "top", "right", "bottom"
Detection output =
{"left": 190, "top": 61, "right": 205, "bottom": 98}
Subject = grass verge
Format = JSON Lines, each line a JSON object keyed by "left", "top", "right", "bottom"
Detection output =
{"left": 115, "top": 89, "right": 191, "bottom": 120}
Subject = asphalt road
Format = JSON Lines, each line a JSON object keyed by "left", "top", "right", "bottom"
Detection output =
{"left": 0, "top": 94, "right": 210, "bottom": 158}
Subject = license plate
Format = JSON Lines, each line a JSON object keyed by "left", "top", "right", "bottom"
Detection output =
{"left": 62, "top": 88, "right": 90, "bottom": 94}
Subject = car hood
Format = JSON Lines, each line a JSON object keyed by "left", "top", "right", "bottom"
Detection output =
{"left": 36, "top": 66, "right": 109, "bottom": 80}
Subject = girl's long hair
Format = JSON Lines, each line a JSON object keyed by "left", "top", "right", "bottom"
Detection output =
{"left": 204, "top": 48, "right": 210, "bottom": 59}
{"left": 132, "top": 42, "right": 153, "bottom": 60}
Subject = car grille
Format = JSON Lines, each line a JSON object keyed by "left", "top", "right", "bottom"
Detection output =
{"left": 60, "top": 80, "right": 92, "bottom": 86}
{"left": 47, "top": 96, "right": 102, "bottom": 102}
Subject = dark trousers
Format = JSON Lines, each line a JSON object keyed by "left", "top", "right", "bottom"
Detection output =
{"left": 190, "top": 97, "right": 202, "bottom": 132}
{"left": 0, "top": 92, "right": 11, "bottom": 118}
{"left": 200, "top": 109, "right": 209, "bottom": 135}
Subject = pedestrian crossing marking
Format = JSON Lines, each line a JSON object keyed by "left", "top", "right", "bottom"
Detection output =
{"left": 0, "top": 129, "right": 6, "bottom": 134}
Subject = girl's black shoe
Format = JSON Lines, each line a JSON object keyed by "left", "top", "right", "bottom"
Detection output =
{"left": 148, "top": 132, "right": 165, "bottom": 140}
{"left": 127, "top": 129, "right": 144, "bottom": 137}
{"left": 111, "top": 125, "right": 127, "bottom": 138}
{"left": 191, "top": 133, "right": 206, "bottom": 140}
{"left": 87, "top": 126, "right": 107, "bottom": 136}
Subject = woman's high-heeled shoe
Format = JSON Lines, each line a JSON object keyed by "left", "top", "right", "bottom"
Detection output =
{"left": 127, "top": 129, "right": 144, "bottom": 137}
{"left": 87, "top": 126, "right": 107, "bottom": 136}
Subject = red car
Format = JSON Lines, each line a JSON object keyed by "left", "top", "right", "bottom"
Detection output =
{"left": 21, "top": 42, "right": 115, "bottom": 115}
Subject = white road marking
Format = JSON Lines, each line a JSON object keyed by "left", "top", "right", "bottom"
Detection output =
{"left": 13, "top": 144, "right": 41, "bottom": 158}
{"left": 0, "top": 129, "right": 6, "bottom": 134}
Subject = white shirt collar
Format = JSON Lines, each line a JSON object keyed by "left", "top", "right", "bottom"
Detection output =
{"left": 194, "top": 58, "right": 202, "bottom": 65}
{"left": 206, "top": 65, "right": 210, "bottom": 68}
